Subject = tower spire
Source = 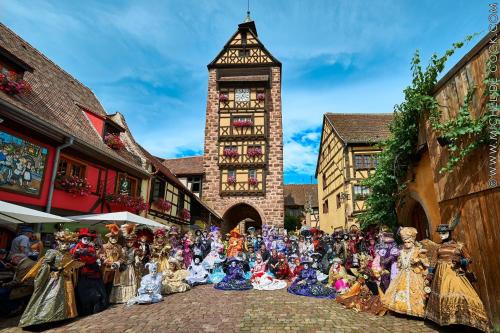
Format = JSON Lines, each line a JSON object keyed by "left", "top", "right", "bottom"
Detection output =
{"left": 244, "top": 0, "right": 252, "bottom": 22}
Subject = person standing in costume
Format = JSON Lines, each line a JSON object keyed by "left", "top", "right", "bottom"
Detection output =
{"left": 71, "top": 228, "right": 108, "bottom": 317}
{"left": 19, "top": 230, "right": 83, "bottom": 327}
{"left": 425, "top": 217, "right": 490, "bottom": 332}
{"left": 226, "top": 228, "right": 243, "bottom": 258}
{"left": 287, "top": 257, "right": 335, "bottom": 299}
{"left": 99, "top": 224, "right": 123, "bottom": 299}
{"left": 135, "top": 228, "right": 152, "bottom": 284}
{"left": 109, "top": 224, "right": 138, "bottom": 304}
{"left": 214, "top": 257, "right": 253, "bottom": 291}
{"left": 182, "top": 232, "right": 194, "bottom": 268}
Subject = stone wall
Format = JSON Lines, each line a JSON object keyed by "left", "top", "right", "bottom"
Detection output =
{"left": 202, "top": 66, "right": 284, "bottom": 227}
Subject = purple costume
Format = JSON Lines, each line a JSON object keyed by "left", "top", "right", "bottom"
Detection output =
{"left": 287, "top": 267, "right": 335, "bottom": 299}
{"left": 214, "top": 261, "right": 253, "bottom": 291}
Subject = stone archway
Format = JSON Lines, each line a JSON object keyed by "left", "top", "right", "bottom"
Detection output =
{"left": 222, "top": 203, "right": 263, "bottom": 234}
{"left": 399, "top": 194, "right": 431, "bottom": 241}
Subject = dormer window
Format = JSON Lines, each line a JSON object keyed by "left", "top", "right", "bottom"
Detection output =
{"left": 0, "top": 45, "right": 33, "bottom": 96}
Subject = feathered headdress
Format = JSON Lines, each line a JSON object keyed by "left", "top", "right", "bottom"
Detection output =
{"left": 122, "top": 223, "right": 137, "bottom": 240}
{"left": 105, "top": 223, "right": 120, "bottom": 238}
{"left": 436, "top": 214, "right": 461, "bottom": 233}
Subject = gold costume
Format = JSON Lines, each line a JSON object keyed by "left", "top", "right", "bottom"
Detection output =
{"left": 425, "top": 241, "right": 490, "bottom": 332}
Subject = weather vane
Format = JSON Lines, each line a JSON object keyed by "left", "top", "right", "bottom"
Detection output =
{"left": 245, "top": 0, "right": 252, "bottom": 22}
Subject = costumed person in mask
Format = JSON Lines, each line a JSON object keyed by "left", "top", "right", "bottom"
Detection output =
{"left": 208, "top": 251, "right": 226, "bottom": 284}
{"left": 226, "top": 228, "right": 243, "bottom": 258}
{"left": 186, "top": 255, "right": 209, "bottom": 286}
{"left": 287, "top": 257, "right": 335, "bottom": 299}
{"left": 203, "top": 227, "right": 224, "bottom": 270}
{"left": 182, "top": 231, "right": 194, "bottom": 268}
{"left": 378, "top": 229, "right": 399, "bottom": 292}
{"left": 19, "top": 230, "right": 83, "bottom": 327}
{"left": 382, "top": 227, "right": 429, "bottom": 318}
{"left": 250, "top": 253, "right": 287, "bottom": 291}
{"left": 135, "top": 228, "right": 152, "bottom": 283}
{"left": 71, "top": 228, "right": 108, "bottom": 316}
{"left": 275, "top": 253, "right": 292, "bottom": 280}
{"left": 99, "top": 224, "right": 123, "bottom": 299}
{"left": 126, "top": 262, "right": 163, "bottom": 306}
{"left": 328, "top": 257, "right": 354, "bottom": 294}
{"left": 109, "top": 224, "right": 137, "bottom": 304}
{"left": 425, "top": 217, "right": 490, "bottom": 332}
{"left": 311, "top": 253, "right": 328, "bottom": 282}
{"left": 214, "top": 257, "right": 253, "bottom": 291}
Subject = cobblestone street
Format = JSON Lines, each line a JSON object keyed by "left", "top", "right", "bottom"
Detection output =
{"left": 0, "top": 285, "right": 464, "bottom": 333}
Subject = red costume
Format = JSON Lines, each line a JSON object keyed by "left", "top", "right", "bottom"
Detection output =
{"left": 275, "top": 254, "right": 292, "bottom": 280}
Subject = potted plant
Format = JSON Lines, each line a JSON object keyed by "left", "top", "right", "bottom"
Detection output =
{"left": 155, "top": 198, "right": 172, "bottom": 212}
{"left": 0, "top": 70, "right": 31, "bottom": 96}
{"left": 227, "top": 176, "right": 237, "bottom": 185}
{"left": 223, "top": 148, "right": 239, "bottom": 158}
{"left": 219, "top": 92, "right": 228, "bottom": 102}
{"left": 248, "top": 177, "right": 258, "bottom": 186}
{"left": 247, "top": 147, "right": 263, "bottom": 158}
{"left": 56, "top": 174, "right": 92, "bottom": 197}
{"left": 104, "top": 133, "right": 125, "bottom": 150}
{"left": 105, "top": 193, "right": 149, "bottom": 213}
{"left": 232, "top": 119, "right": 253, "bottom": 127}
{"left": 256, "top": 92, "right": 265, "bottom": 102}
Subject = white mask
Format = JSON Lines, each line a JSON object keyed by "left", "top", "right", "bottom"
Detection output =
{"left": 439, "top": 232, "right": 450, "bottom": 240}
{"left": 81, "top": 237, "right": 91, "bottom": 245}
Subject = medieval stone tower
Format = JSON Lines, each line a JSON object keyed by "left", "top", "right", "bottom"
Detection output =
{"left": 202, "top": 18, "right": 284, "bottom": 232}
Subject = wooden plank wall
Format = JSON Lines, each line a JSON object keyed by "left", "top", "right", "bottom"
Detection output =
{"left": 423, "top": 30, "right": 500, "bottom": 325}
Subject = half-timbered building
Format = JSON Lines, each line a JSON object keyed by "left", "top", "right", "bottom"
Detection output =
{"left": 315, "top": 113, "right": 393, "bottom": 232}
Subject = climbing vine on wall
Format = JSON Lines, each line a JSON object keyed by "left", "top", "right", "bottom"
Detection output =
{"left": 358, "top": 35, "right": 479, "bottom": 229}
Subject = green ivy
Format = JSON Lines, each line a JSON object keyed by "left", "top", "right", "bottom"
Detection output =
{"left": 358, "top": 35, "right": 476, "bottom": 229}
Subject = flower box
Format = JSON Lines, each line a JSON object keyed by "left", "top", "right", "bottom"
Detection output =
{"left": 219, "top": 93, "right": 228, "bottom": 102}
{"left": 248, "top": 177, "right": 258, "bottom": 186}
{"left": 56, "top": 174, "right": 92, "bottom": 197}
{"left": 181, "top": 208, "right": 191, "bottom": 220}
{"left": 105, "top": 193, "right": 149, "bottom": 213}
{"left": 104, "top": 133, "right": 125, "bottom": 150}
{"left": 232, "top": 120, "right": 253, "bottom": 127}
{"left": 247, "top": 147, "right": 263, "bottom": 158}
{"left": 0, "top": 70, "right": 31, "bottom": 96}
{"left": 256, "top": 93, "right": 265, "bottom": 101}
{"left": 223, "top": 148, "right": 239, "bottom": 158}
{"left": 227, "top": 176, "right": 237, "bottom": 185}
{"left": 155, "top": 198, "right": 172, "bottom": 212}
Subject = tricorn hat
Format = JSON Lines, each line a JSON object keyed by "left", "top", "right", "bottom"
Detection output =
{"left": 436, "top": 215, "right": 460, "bottom": 233}
{"left": 78, "top": 227, "right": 96, "bottom": 238}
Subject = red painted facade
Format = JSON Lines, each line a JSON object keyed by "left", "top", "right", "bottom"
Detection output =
{"left": 82, "top": 109, "right": 105, "bottom": 137}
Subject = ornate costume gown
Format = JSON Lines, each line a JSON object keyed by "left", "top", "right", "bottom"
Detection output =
{"left": 287, "top": 267, "right": 336, "bottom": 299}
{"left": 109, "top": 246, "right": 137, "bottom": 304}
{"left": 186, "top": 262, "right": 209, "bottom": 286}
{"left": 424, "top": 240, "right": 490, "bottom": 332}
{"left": 214, "top": 264, "right": 253, "bottom": 291}
{"left": 250, "top": 261, "right": 287, "bottom": 291}
{"left": 381, "top": 244, "right": 429, "bottom": 317}
{"left": 126, "top": 270, "right": 163, "bottom": 305}
{"left": 328, "top": 265, "right": 354, "bottom": 293}
{"left": 152, "top": 244, "right": 190, "bottom": 295}
{"left": 19, "top": 250, "right": 83, "bottom": 327}
{"left": 226, "top": 237, "right": 243, "bottom": 258}
{"left": 202, "top": 238, "right": 224, "bottom": 270}
{"left": 182, "top": 238, "right": 193, "bottom": 268}
{"left": 208, "top": 263, "right": 226, "bottom": 284}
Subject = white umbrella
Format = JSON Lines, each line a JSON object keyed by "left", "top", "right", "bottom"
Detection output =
{"left": 0, "top": 200, "right": 74, "bottom": 224}
{"left": 67, "top": 211, "right": 167, "bottom": 228}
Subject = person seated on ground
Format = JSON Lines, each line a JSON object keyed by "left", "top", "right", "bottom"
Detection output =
{"left": 250, "top": 253, "right": 287, "bottom": 291}
{"left": 287, "top": 257, "right": 336, "bottom": 299}
{"left": 267, "top": 249, "right": 280, "bottom": 276}
{"left": 186, "top": 255, "right": 209, "bottom": 286}
{"left": 0, "top": 253, "right": 36, "bottom": 316}
{"left": 275, "top": 253, "right": 293, "bottom": 280}
{"left": 127, "top": 262, "right": 163, "bottom": 306}
{"left": 214, "top": 257, "right": 253, "bottom": 291}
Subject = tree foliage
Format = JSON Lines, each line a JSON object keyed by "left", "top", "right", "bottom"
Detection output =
{"left": 284, "top": 214, "right": 302, "bottom": 232}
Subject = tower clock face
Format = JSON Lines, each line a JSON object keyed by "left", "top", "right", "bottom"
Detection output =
{"left": 235, "top": 88, "right": 250, "bottom": 102}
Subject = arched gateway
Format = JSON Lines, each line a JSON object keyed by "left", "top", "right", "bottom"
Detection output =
{"left": 202, "top": 17, "right": 284, "bottom": 228}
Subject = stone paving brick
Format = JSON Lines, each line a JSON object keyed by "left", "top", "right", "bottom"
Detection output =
{"left": 0, "top": 285, "right": 476, "bottom": 333}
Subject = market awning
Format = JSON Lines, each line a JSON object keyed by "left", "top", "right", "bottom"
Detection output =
{"left": 67, "top": 211, "right": 167, "bottom": 229}
{"left": 0, "top": 200, "right": 74, "bottom": 224}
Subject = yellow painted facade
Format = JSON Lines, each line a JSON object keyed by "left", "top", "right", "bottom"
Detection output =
{"left": 316, "top": 117, "right": 383, "bottom": 232}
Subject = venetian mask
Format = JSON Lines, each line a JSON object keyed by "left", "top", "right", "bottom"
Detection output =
{"left": 126, "top": 240, "right": 135, "bottom": 248}
{"left": 81, "top": 237, "right": 91, "bottom": 245}
{"left": 303, "top": 263, "right": 309, "bottom": 270}
{"left": 231, "top": 261, "right": 237, "bottom": 267}
{"left": 147, "top": 263, "right": 158, "bottom": 274}
{"left": 403, "top": 239, "right": 414, "bottom": 249}
{"left": 439, "top": 232, "right": 450, "bottom": 241}
{"left": 109, "top": 237, "right": 118, "bottom": 244}
{"left": 56, "top": 240, "right": 70, "bottom": 251}
{"left": 194, "top": 257, "right": 200, "bottom": 264}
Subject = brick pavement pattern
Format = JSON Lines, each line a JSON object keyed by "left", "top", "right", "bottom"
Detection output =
{"left": 0, "top": 285, "right": 456, "bottom": 333}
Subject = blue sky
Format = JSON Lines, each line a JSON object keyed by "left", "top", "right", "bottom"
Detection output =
{"left": 0, "top": 1, "right": 487, "bottom": 184}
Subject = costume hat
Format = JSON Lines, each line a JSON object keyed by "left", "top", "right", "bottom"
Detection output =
{"left": 105, "top": 223, "right": 120, "bottom": 238}
{"left": 78, "top": 227, "right": 96, "bottom": 238}
{"left": 436, "top": 215, "right": 460, "bottom": 233}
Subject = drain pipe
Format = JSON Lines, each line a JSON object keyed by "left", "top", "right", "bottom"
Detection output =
{"left": 45, "top": 136, "right": 74, "bottom": 213}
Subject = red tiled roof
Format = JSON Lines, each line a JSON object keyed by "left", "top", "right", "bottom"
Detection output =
{"left": 161, "top": 156, "right": 204, "bottom": 176}
{"left": 284, "top": 184, "right": 318, "bottom": 208}
{"left": 0, "top": 23, "right": 145, "bottom": 174}
{"left": 325, "top": 113, "right": 393, "bottom": 144}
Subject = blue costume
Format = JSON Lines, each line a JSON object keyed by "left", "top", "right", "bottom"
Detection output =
{"left": 214, "top": 259, "right": 252, "bottom": 291}
{"left": 288, "top": 261, "right": 335, "bottom": 299}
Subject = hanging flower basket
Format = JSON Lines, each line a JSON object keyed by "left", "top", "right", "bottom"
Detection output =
{"left": 256, "top": 93, "right": 266, "bottom": 101}
{"left": 104, "top": 133, "right": 125, "bottom": 150}
{"left": 248, "top": 177, "right": 258, "bottom": 186}
{"left": 56, "top": 174, "right": 92, "bottom": 197}
{"left": 232, "top": 119, "right": 253, "bottom": 127}
{"left": 155, "top": 198, "right": 172, "bottom": 212}
{"left": 0, "top": 70, "right": 31, "bottom": 96}
{"left": 227, "top": 176, "right": 237, "bottom": 185}
{"left": 223, "top": 148, "right": 239, "bottom": 158}
{"left": 219, "top": 93, "right": 228, "bottom": 102}
{"left": 247, "top": 147, "right": 263, "bottom": 158}
{"left": 181, "top": 208, "right": 191, "bottom": 220}
{"left": 105, "top": 193, "right": 149, "bottom": 213}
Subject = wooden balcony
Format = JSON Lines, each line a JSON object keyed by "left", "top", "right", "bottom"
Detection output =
{"left": 219, "top": 125, "right": 265, "bottom": 139}
{"left": 220, "top": 181, "right": 265, "bottom": 196}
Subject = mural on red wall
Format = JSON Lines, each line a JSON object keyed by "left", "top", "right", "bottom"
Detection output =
{"left": 0, "top": 130, "right": 49, "bottom": 196}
